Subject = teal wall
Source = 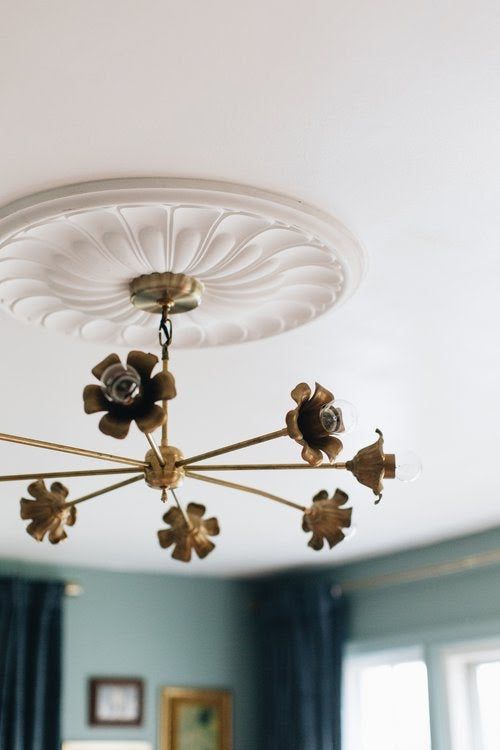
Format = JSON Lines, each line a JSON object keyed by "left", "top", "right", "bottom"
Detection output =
{"left": 0, "top": 560, "right": 257, "bottom": 750}
{"left": 332, "top": 527, "right": 500, "bottom": 642}
{"left": 5, "top": 526, "right": 500, "bottom": 750}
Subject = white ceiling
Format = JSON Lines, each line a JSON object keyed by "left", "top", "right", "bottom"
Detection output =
{"left": 0, "top": 0, "right": 499, "bottom": 577}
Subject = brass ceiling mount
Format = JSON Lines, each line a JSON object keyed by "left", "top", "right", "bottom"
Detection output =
{"left": 130, "top": 272, "right": 204, "bottom": 315}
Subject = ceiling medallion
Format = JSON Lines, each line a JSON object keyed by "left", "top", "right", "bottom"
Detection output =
{"left": 0, "top": 179, "right": 420, "bottom": 562}
{"left": 0, "top": 178, "right": 365, "bottom": 347}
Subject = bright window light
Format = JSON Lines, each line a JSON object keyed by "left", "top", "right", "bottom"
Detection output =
{"left": 344, "top": 651, "right": 432, "bottom": 750}
{"left": 475, "top": 660, "right": 500, "bottom": 750}
{"left": 444, "top": 641, "right": 500, "bottom": 750}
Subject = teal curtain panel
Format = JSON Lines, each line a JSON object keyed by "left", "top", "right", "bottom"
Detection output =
{"left": 0, "top": 577, "right": 63, "bottom": 750}
{"left": 257, "top": 580, "right": 347, "bottom": 750}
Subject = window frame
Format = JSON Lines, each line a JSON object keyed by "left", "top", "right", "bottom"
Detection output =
{"left": 442, "top": 639, "right": 500, "bottom": 750}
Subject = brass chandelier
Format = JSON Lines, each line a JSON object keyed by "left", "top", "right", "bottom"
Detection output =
{"left": 4, "top": 272, "right": 420, "bottom": 563}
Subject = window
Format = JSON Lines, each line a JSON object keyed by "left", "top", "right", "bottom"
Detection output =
{"left": 343, "top": 648, "right": 432, "bottom": 750}
{"left": 445, "top": 642, "right": 500, "bottom": 750}
{"left": 475, "top": 660, "right": 500, "bottom": 749}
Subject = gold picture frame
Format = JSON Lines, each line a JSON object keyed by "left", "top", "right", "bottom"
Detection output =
{"left": 160, "top": 687, "right": 232, "bottom": 750}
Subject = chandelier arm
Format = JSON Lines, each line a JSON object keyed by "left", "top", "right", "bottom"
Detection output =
{"left": 185, "top": 470, "right": 306, "bottom": 512}
{"left": 145, "top": 432, "right": 166, "bottom": 466}
{"left": 169, "top": 487, "right": 192, "bottom": 527}
{"left": 63, "top": 474, "right": 144, "bottom": 508}
{"left": 161, "top": 356, "right": 168, "bottom": 448}
{"left": 0, "top": 467, "right": 143, "bottom": 483}
{"left": 185, "top": 462, "right": 348, "bottom": 471}
{"left": 0, "top": 432, "right": 147, "bottom": 468}
{"left": 176, "top": 428, "right": 288, "bottom": 468}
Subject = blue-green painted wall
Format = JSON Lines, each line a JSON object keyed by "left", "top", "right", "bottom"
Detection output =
{"left": 0, "top": 560, "right": 256, "bottom": 749}
{"left": 5, "top": 526, "right": 500, "bottom": 750}
{"left": 334, "top": 528, "right": 500, "bottom": 640}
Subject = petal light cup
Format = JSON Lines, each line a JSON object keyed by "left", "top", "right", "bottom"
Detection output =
{"left": 20, "top": 479, "right": 76, "bottom": 544}
{"left": 286, "top": 382, "right": 345, "bottom": 466}
{"left": 83, "top": 350, "right": 176, "bottom": 439}
{"left": 302, "top": 488, "right": 352, "bottom": 550}
{"left": 346, "top": 429, "right": 395, "bottom": 502}
{"left": 157, "top": 502, "right": 220, "bottom": 562}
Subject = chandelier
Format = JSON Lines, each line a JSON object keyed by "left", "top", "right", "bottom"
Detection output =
{"left": 0, "top": 179, "right": 421, "bottom": 563}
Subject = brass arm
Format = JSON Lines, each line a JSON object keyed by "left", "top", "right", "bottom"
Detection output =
{"left": 176, "top": 428, "right": 288, "bottom": 467}
{"left": 0, "top": 467, "right": 143, "bottom": 483}
{"left": 162, "top": 353, "right": 169, "bottom": 447}
{"left": 185, "top": 470, "right": 306, "bottom": 512}
{"left": 0, "top": 431, "right": 147, "bottom": 468}
{"left": 185, "top": 462, "right": 347, "bottom": 471}
{"left": 63, "top": 474, "right": 144, "bottom": 508}
{"left": 145, "top": 432, "right": 166, "bottom": 466}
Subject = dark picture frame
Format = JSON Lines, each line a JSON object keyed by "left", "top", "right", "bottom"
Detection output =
{"left": 89, "top": 677, "right": 144, "bottom": 727}
{"left": 160, "top": 687, "right": 232, "bottom": 750}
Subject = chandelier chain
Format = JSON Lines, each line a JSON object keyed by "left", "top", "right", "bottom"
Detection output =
{"left": 159, "top": 305, "right": 173, "bottom": 360}
{"left": 158, "top": 305, "right": 173, "bottom": 447}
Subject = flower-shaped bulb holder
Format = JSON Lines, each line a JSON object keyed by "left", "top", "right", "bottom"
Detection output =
{"left": 286, "top": 382, "right": 345, "bottom": 466}
{"left": 302, "top": 488, "right": 352, "bottom": 550}
{"left": 83, "top": 350, "right": 176, "bottom": 439}
{"left": 346, "top": 429, "right": 395, "bottom": 501}
{"left": 20, "top": 479, "right": 76, "bottom": 544}
{"left": 158, "top": 502, "right": 220, "bottom": 562}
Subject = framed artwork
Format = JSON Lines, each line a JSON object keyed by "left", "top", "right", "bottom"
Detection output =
{"left": 88, "top": 677, "right": 144, "bottom": 727}
{"left": 62, "top": 744, "right": 151, "bottom": 750}
{"left": 160, "top": 687, "right": 232, "bottom": 750}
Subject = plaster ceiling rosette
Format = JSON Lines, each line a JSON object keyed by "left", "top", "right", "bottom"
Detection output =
{"left": 0, "top": 178, "right": 365, "bottom": 348}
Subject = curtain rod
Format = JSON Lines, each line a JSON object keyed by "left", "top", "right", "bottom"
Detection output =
{"left": 63, "top": 548, "right": 500, "bottom": 599}
{"left": 338, "top": 547, "right": 500, "bottom": 594}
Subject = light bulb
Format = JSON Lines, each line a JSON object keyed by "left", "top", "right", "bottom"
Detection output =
{"left": 342, "top": 525, "right": 357, "bottom": 541}
{"left": 101, "top": 363, "right": 142, "bottom": 405}
{"left": 395, "top": 451, "right": 422, "bottom": 482}
{"left": 319, "top": 399, "right": 357, "bottom": 435}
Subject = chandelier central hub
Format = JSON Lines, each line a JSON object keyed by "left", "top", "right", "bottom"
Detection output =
{"left": 144, "top": 445, "right": 186, "bottom": 490}
{"left": 129, "top": 272, "right": 204, "bottom": 315}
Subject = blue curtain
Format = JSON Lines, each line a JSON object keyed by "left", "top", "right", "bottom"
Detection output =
{"left": 258, "top": 579, "right": 347, "bottom": 750}
{"left": 0, "top": 577, "right": 63, "bottom": 750}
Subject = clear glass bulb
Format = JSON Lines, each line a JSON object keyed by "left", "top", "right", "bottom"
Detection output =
{"left": 342, "top": 525, "right": 357, "bottom": 541}
{"left": 101, "top": 363, "right": 142, "bottom": 406}
{"left": 395, "top": 451, "right": 422, "bottom": 482}
{"left": 319, "top": 399, "right": 357, "bottom": 435}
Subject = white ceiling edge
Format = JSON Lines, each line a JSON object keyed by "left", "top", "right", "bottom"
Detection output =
{"left": 4, "top": 516, "right": 500, "bottom": 582}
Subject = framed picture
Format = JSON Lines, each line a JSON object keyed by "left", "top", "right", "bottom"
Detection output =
{"left": 88, "top": 677, "right": 144, "bottom": 727}
{"left": 160, "top": 687, "right": 232, "bottom": 750}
